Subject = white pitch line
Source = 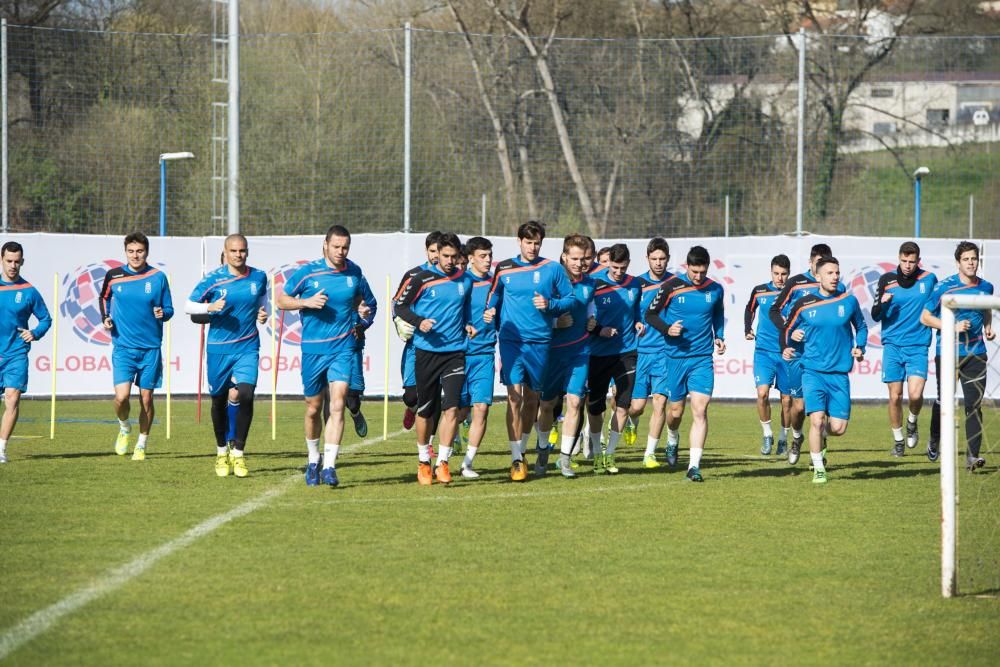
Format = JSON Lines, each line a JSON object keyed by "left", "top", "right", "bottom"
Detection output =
{"left": 0, "top": 429, "right": 407, "bottom": 660}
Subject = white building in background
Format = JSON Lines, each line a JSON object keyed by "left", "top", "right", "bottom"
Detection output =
{"left": 677, "top": 72, "right": 1000, "bottom": 154}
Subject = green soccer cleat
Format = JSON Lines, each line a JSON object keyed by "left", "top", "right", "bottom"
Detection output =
{"left": 232, "top": 455, "right": 249, "bottom": 478}
{"left": 131, "top": 446, "right": 146, "bottom": 461}
{"left": 114, "top": 430, "right": 130, "bottom": 456}
{"left": 215, "top": 454, "right": 231, "bottom": 477}
{"left": 605, "top": 454, "right": 619, "bottom": 474}
{"left": 685, "top": 466, "right": 703, "bottom": 483}
{"left": 643, "top": 454, "right": 660, "bottom": 469}
{"left": 812, "top": 469, "right": 828, "bottom": 484}
{"left": 593, "top": 452, "right": 607, "bottom": 475}
{"left": 665, "top": 443, "right": 679, "bottom": 469}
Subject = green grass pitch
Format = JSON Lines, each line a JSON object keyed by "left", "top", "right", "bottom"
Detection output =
{"left": 1, "top": 398, "right": 997, "bottom": 665}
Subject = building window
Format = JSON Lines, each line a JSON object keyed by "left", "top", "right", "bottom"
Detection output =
{"left": 926, "top": 109, "right": 950, "bottom": 126}
{"left": 873, "top": 122, "right": 897, "bottom": 135}
{"left": 871, "top": 87, "right": 894, "bottom": 98}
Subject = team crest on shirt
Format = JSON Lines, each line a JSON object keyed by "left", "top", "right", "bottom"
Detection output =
{"left": 347, "top": 276, "right": 354, "bottom": 288}
{"left": 145, "top": 282, "right": 151, "bottom": 294}
{"left": 458, "top": 283, "right": 465, "bottom": 296}
{"left": 582, "top": 287, "right": 589, "bottom": 297}
{"left": 627, "top": 291, "right": 634, "bottom": 302}
{"left": 838, "top": 305, "right": 845, "bottom": 317}
{"left": 920, "top": 283, "right": 926, "bottom": 293}
{"left": 533, "top": 271, "right": 540, "bottom": 284}
{"left": 705, "top": 293, "right": 712, "bottom": 302}
{"left": 250, "top": 283, "right": 258, "bottom": 295}
{"left": 14, "top": 292, "right": 22, "bottom": 303}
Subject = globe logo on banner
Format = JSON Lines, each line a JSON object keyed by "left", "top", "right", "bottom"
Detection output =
{"left": 265, "top": 261, "right": 309, "bottom": 346}
{"left": 848, "top": 262, "right": 896, "bottom": 349}
{"left": 60, "top": 260, "right": 123, "bottom": 346}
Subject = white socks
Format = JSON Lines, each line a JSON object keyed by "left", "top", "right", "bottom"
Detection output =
{"left": 606, "top": 429, "right": 622, "bottom": 456}
{"left": 908, "top": 411, "right": 918, "bottom": 424}
{"left": 306, "top": 438, "right": 321, "bottom": 464}
{"left": 667, "top": 429, "right": 680, "bottom": 447}
{"left": 810, "top": 451, "right": 825, "bottom": 471}
{"left": 0, "top": 438, "right": 6, "bottom": 455}
{"left": 118, "top": 419, "right": 130, "bottom": 433}
{"left": 323, "top": 443, "right": 339, "bottom": 469}
{"left": 463, "top": 445, "right": 478, "bottom": 468}
{"left": 792, "top": 429, "right": 803, "bottom": 441}
{"left": 509, "top": 440, "right": 521, "bottom": 463}
{"left": 436, "top": 445, "right": 451, "bottom": 465}
{"left": 536, "top": 428, "right": 551, "bottom": 449}
{"left": 418, "top": 443, "right": 431, "bottom": 463}
{"left": 560, "top": 434, "right": 576, "bottom": 457}
{"left": 217, "top": 445, "right": 228, "bottom": 456}
{"left": 760, "top": 420, "right": 773, "bottom": 437}
{"left": 891, "top": 427, "right": 904, "bottom": 442}
{"left": 644, "top": 436, "right": 658, "bottom": 457}
{"left": 780, "top": 427, "right": 789, "bottom": 443}
{"left": 136, "top": 433, "right": 148, "bottom": 449}
{"left": 688, "top": 447, "right": 703, "bottom": 470}
{"left": 518, "top": 433, "right": 530, "bottom": 456}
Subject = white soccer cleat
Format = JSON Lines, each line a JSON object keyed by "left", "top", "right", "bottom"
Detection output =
{"left": 460, "top": 466, "right": 480, "bottom": 479}
{"left": 0, "top": 452, "right": 7, "bottom": 464}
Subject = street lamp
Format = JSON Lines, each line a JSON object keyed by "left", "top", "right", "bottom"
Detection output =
{"left": 159, "top": 152, "right": 195, "bottom": 236}
{"left": 913, "top": 166, "right": 930, "bottom": 239}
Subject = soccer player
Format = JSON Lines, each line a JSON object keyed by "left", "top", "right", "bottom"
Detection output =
{"left": 586, "top": 243, "right": 643, "bottom": 475}
{"left": 394, "top": 233, "right": 475, "bottom": 485}
{"left": 745, "top": 254, "right": 791, "bottom": 456}
{"left": 185, "top": 234, "right": 268, "bottom": 477}
{"left": 458, "top": 236, "right": 496, "bottom": 479}
{"left": 782, "top": 256, "right": 867, "bottom": 484}
{"left": 0, "top": 242, "right": 52, "bottom": 464}
{"left": 871, "top": 241, "right": 937, "bottom": 457}
{"left": 921, "top": 241, "right": 995, "bottom": 469}
{"left": 101, "top": 232, "right": 174, "bottom": 461}
{"left": 487, "top": 220, "right": 579, "bottom": 481}
{"left": 629, "top": 237, "right": 674, "bottom": 468}
{"left": 767, "top": 243, "right": 844, "bottom": 465}
{"left": 277, "top": 225, "right": 377, "bottom": 488}
{"left": 536, "top": 234, "right": 596, "bottom": 478}
{"left": 393, "top": 231, "right": 442, "bottom": 431}
{"left": 646, "top": 245, "right": 725, "bottom": 482}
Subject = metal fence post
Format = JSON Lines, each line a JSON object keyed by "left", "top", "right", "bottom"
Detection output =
{"left": 2, "top": 18, "right": 8, "bottom": 234}
{"left": 227, "top": 0, "right": 240, "bottom": 234}
{"left": 404, "top": 22, "right": 412, "bottom": 233}
{"left": 969, "top": 194, "right": 974, "bottom": 239}
{"left": 796, "top": 27, "right": 806, "bottom": 236}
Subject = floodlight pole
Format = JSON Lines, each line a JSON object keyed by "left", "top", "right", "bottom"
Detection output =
{"left": 914, "top": 166, "right": 929, "bottom": 239}
{"left": 159, "top": 152, "right": 195, "bottom": 236}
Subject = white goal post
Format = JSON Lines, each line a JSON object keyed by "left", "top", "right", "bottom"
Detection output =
{"left": 940, "top": 293, "right": 1000, "bottom": 598}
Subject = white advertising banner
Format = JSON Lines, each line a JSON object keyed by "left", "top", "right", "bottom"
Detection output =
{"left": 6, "top": 233, "right": 999, "bottom": 400}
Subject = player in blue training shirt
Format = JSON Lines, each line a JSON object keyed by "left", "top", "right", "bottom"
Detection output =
{"left": 535, "top": 234, "right": 597, "bottom": 478}
{"left": 185, "top": 234, "right": 268, "bottom": 478}
{"left": 646, "top": 245, "right": 726, "bottom": 482}
{"left": 782, "top": 256, "right": 867, "bottom": 484}
{"left": 456, "top": 236, "right": 496, "bottom": 480}
{"left": 394, "top": 233, "right": 475, "bottom": 486}
{"left": 871, "top": 241, "right": 937, "bottom": 458}
{"left": 628, "top": 237, "right": 674, "bottom": 469}
{"left": 586, "top": 243, "right": 643, "bottom": 475}
{"left": 277, "top": 225, "right": 377, "bottom": 488}
{"left": 767, "top": 243, "right": 845, "bottom": 465}
{"left": 744, "top": 254, "right": 791, "bottom": 457}
{"left": 392, "top": 231, "right": 442, "bottom": 432}
{"left": 0, "top": 242, "right": 52, "bottom": 464}
{"left": 100, "top": 232, "right": 174, "bottom": 461}
{"left": 921, "top": 241, "right": 995, "bottom": 469}
{"left": 486, "top": 220, "right": 580, "bottom": 482}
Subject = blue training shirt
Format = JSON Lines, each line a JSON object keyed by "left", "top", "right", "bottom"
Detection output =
{"left": 284, "top": 258, "right": 376, "bottom": 356}
{"left": 784, "top": 291, "right": 867, "bottom": 373}
{"left": 99, "top": 265, "right": 174, "bottom": 349}
{"left": 871, "top": 267, "right": 936, "bottom": 349}
{"left": 925, "top": 274, "right": 995, "bottom": 357}
{"left": 394, "top": 265, "right": 473, "bottom": 353}
{"left": 0, "top": 277, "right": 52, "bottom": 357}
{"left": 591, "top": 272, "right": 642, "bottom": 357}
{"left": 550, "top": 274, "right": 596, "bottom": 353}
{"left": 745, "top": 281, "right": 784, "bottom": 354}
{"left": 189, "top": 265, "right": 268, "bottom": 356}
{"left": 645, "top": 274, "right": 725, "bottom": 358}
{"left": 487, "top": 256, "right": 579, "bottom": 345}
{"left": 769, "top": 270, "right": 846, "bottom": 355}
{"left": 637, "top": 270, "right": 673, "bottom": 355}
{"left": 466, "top": 270, "right": 496, "bottom": 356}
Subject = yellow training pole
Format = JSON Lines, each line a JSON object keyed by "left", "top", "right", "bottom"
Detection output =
{"left": 271, "top": 273, "right": 277, "bottom": 441}
{"left": 165, "top": 274, "right": 172, "bottom": 440}
{"left": 49, "top": 273, "right": 58, "bottom": 440}
{"left": 383, "top": 274, "right": 390, "bottom": 441}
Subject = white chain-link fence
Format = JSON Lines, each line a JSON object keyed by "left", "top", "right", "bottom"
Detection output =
{"left": 3, "top": 25, "right": 999, "bottom": 238}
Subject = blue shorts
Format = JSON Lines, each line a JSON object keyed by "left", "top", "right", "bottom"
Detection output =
{"left": 633, "top": 351, "right": 668, "bottom": 400}
{"left": 754, "top": 349, "right": 791, "bottom": 395}
{"left": 401, "top": 341, "right": 416, "bottom": 388}
{"left": 113, "top": 346, "right": 162, "bottom": 390}
{"left": 302, "top": 350, "right": 354, "bottom": 397}
{"left": 0, "top": 354, "right": 29, "bottom": 392}
{"left": 499, "top": 340, "right": 549, "bottom": 392}
{"left": 541, "top": 344, "right": 589, "bottom": 401}
{"left": 461, "top": 353, "right": 495, "bottom": 406}
{"left": 783, "top": 357, "right": 803, "bottom": 398}
{"left": 351, "top": 348, "right": 365, "bottom": 392}
{"left": 207, "top": 352, "right": 259, "bottom": 395}
{"left": 802, "top": 369, "right": 851, "bottom": 420}
{"left": 665, "top": 355, "right": 714, "bottom": 402}
{"left": 882, "top": 344, "right": 929, "bottom": 383}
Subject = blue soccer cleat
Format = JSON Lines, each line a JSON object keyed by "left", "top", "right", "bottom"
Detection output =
{"left": 321, "top": 467, "right": 339, "bottom": 487}
{"left": 305, "top": 462, "right": 321, "bottom": 486}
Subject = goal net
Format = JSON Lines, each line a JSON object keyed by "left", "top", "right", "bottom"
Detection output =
{"left": 940, "top": 293, "right": 1000, "bottom": 598}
